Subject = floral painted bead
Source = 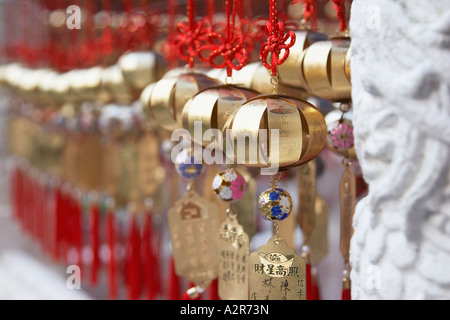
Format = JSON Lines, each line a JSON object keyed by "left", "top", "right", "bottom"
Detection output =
{"left": 174, "top": 150, "right": 204, "bottom": 179}
{"left": 327, "top": 118, "right": 354, "bottom": 151}
{"left": 212, "top": 169, "right": 247, "bottom": 202}
{"left": 258, "top": 187, "right": 293, "bottom": 221}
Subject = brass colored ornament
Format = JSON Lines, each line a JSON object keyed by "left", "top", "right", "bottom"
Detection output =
{"left": 69, "top": 67, "right": 104, "bottom": 102}
{"left": 309, "top": 194, "right": 329, "bottom": 266}
{"left": 143, "top": 72, "right": 221, "bottom": 132}
{"left": 182, "top": 85, "right": 259, "bottom": 147}
{"left": 302, "top": 37, "right": 352, "bottom": 102}
{"left": 101, "top": 65, "right": 135, "bottom": 104}
{"left": 249, "top": 237, "right": 306, "bottom": 300}
{"left": 217, "top": 211, "right": 249, "bottom": 300}
{"left": 207, "top": 62, "right": 309, "bottom": 100}
{"left": 224, "top": 95, "right": 327, "bottom": 169}
{"left": 118, "top": 51, "right": 167, "bottom": 92}
{"left": 137, "top": 132, "right": 165, "bottom": 198}
{"left": 297, "top": 160, "right": 317, "bottom": 246}
{"left": 168, "top": 188, "right": 221, "bottom": 286}
{"left": 117, "top": 137, "right": 140, "bottom": 208}
{"left": 340, "top": 162, "right": 356, "bottom": 264}
{"left": 76, "top": 134, "right": 105, "bottom": 193}
{"left": 276, "top": 31, "right": 328, "bottom": 89}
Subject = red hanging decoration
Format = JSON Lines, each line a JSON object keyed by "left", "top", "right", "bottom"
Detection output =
{"left": 331, "top": 0, "right": 347, "bottom": 32}
{"left": 305, "top": 263, "right": 315, "bottom": 300}
{"left": 89, "top": 200, "right": 101, "bottom": 286}
{"left": 259, "top": 0, "right": 296, "bottom": 77}
{"left": 291, "top": 0, "right": 318, "bottom": 29}
{"left": 199, "top": 0, "right": 249, "bottom": 77}
{"left": 142, "top": 213, "right": 159, "bottom": 300}
{"left": 167, "top": 255, "right": 181, "bottom": 300}
{"left": 126, "top": 214, "right": 142, "bottom": 300}
{"left": 161, "top": 0, "right": 180, "bottom": 67}
{"left": 342, "top": 288, "right": 351, "bottom": 300}
{"left": 173, "top": 0, "right": 209, "bottom": 69}
{"left": 106, "top": 206, "right": 118, "bottom": 299}
{"left": 313, "top": 274, "right": 321, "bottom": 300}
{"left": 208, "top": 278, "right": 220, "bottom": 300}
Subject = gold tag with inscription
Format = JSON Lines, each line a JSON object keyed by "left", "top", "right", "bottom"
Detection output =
{"left": 249, "top": 237, "right": 306, "bottom": 300}
{"left": 340, "top": 163, "right": 356, "bottom": 264}
{"left": 168, "top": 188, "right": 220, "bottom": 286}
{"left": 217, "top": 211, "right": 249, "bottom": 300}
{"left": 309, "top": 194, "right": 329, "bottom": 266}
{"left": 297, "top": 161, "right": 317, "bottom": 246}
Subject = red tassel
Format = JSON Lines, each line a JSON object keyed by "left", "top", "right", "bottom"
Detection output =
{"left": 342, "top": 288, "right": 351, "bottom": 300}
{"left": 126, "top": 214, "right": 142, "bottom": 300}
{"left": 106, "top": 210, "right": 118, "bottom": 299}
{"left": 72, "top": 196, "right": 83, "bottom": 272}
{"left": 153, "top": 221, "right": 163, "bottom": 297}
{"left": 53, "top": 187, "right": 63, "bottom": 261}
{"left": 89, "top": 201, "right": 101, "bottom": 286}
{"left": 208, "top": 279, "right": 220, "bottom": 300}
{"left": 167, "top": 255, "right": 181, "bottom": 300}
{"left": 142, "top": 213, "right": 158, "bottom": 300}
{"left": 306, "top": 263, "right": 315, "bottom": 300}
{"left": 313, "top": 274, "right": 321, "bottom": 300}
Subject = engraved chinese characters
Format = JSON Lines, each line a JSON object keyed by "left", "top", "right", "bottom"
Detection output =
{"left": 217, "top": 213, "right": 249, "bottom": 300}
{"left": 168, "top": 188, "right": 220, "bottom": 286}
{"left": 249, "top": 237, "right": 306, "bottom": 300}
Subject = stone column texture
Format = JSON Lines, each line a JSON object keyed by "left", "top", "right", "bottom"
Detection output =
{"left": 350, "top": 0, "right": 450, "bottom": 299}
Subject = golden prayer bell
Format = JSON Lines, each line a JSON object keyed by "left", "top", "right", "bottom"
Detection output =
{"left": 118, "top": 51, "right": 167, "bottom": 92}
{"left": 182, "top": 84, "right": 260, "bottom": 147}
{"left": 224, "top": 95, "right": 327, "bottom": 169}
{"left": 276, "top": 30, "right": 328, "bottom": 89}
{"left": 207, "top": 62, "right": 309, "bottom": 100}
{"left": 302, "top": 36, "right": 352, "bottom": 102}
{"left": 101, "top": 65, "right": 135, "bottom": 104}
{"left": 142, "top": 72, "right": 221, "bottom": 132}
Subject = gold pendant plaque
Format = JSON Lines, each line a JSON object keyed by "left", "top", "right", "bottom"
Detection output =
{"left": 340, "top": 165, "right": 356, "bottom": 263}
{"left": 218, "top": 215, "right": 249, "bottom": 300}
{"left": 309, "top": 194, "right": 329, "bottom": 266}
{"left": 168, "top": 189, "right": 220, "bottom": 286}
{"left": 249, "top": 237, "right": 306, "bottom": 300}
{"left": 297, "top": 161, "right": 317, "bottom": 245}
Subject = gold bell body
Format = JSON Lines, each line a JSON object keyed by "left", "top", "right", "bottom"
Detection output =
{"left": 302, "top": 36, "right": 352, "bottom": 102}
{"left": 142, "top": 72, "right": 221, "bottom": 132}
{"left": 224, "top": 94, "right": 327, "bottom": 169}
{"left": 182, "top": 84, "right": 259, "bottom": 147}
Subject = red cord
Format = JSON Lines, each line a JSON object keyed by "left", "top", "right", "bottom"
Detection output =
{"left": 331, "top": 0, "right": 347, "bottom": 32}
{"left": 167, "top": 255, "right": 181, "bottom": 300}
{"left": 259, "top": 0, "right": 296, "bottom": 76}
{"left": 89, "top": 201, "right": 101, "bottom": 286}
{"left": 173, "top": 0, "right": 209, "bottom": 69}
{"left": 292, "top": 0, "right": 318, "bottom": 29}
{"left": 106, "top": 210, "right": 118, "bottom": 299}
{"left": 126, "top": 214, "right": 142, "bottom": 300}
{"left": 342, "top": 288, "right": 351, "bottom": 300}
{"left": 199, "top": 0, "right": 248, "bottom": 77}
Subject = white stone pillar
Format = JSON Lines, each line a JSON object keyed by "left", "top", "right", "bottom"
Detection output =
{"left": 349, "top": 0, "right": 450, "bottom": 299}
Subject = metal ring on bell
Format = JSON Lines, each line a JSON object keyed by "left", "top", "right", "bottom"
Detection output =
{"left": 223, "top": 94, "right": 327, "bottom": 169}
